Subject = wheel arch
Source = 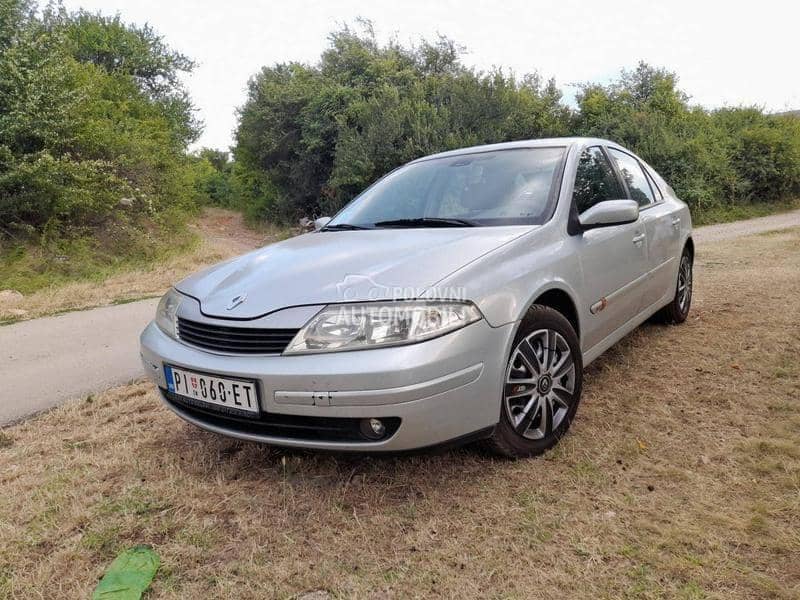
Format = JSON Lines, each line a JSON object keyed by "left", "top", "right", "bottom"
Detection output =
{"left": 525, "top": 286, "right": 581, "bottom": 342}
{"left": 684, "top": 235, "right": 694, "bottom": 260}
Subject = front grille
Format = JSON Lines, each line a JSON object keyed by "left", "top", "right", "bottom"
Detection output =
{"left": 177, "top": 317, "right": 298, "bottom": 355}
{"left": 161, "top": 388, "right": 401, "bottom": 443}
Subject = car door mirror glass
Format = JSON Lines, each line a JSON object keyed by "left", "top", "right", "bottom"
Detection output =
{"left": 578, "top": 200, "right": 639, "bottom": 229}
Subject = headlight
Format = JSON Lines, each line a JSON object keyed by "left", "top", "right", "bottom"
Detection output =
{"left": 284, "top": 300, "right": 482, "bottom": 354}
{"left": 155, "top": 288, "right": 183, "bottom": 339}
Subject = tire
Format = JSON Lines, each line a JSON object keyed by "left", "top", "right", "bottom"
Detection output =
{"left": 654, "top": 245, "right": 693, "bottom": 325}
{"left": 483, "top": 305, "right": 583, "bottom": 458}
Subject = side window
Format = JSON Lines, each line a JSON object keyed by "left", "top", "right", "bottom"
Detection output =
{"left": 572, "top": 147, "right": 625, "bottom": 214}
{"left": 648, "top": 167, "right": 677, "bottom": 198}
{"left": 607, "top": 148, "right": 655, "bottom": 207}
{"left": 643, "top": 167, "right": 663, "bottom": 202}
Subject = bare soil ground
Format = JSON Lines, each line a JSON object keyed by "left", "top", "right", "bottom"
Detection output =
{"left": 1, "top": 228, "right": 798, "bottom": 599}
{"left": 0, "top": 208, "right": 289, "bottom": 323}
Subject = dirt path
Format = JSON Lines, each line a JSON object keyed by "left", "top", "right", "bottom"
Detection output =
{"left": 189, "top": 207, "right": 272, "bottom": 255}
{"left": 693, "top": 208, "right": 800, "bottom": 243}
{"left": 1, "top": 210, "right": 797, "bottom": 425}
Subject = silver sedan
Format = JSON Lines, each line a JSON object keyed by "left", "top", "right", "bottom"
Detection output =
{"left": 140, "top": 137, "right": 693, "bottom": 457}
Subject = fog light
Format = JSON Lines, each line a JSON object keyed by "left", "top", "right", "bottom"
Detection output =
{"left": 369, "top": 418, "right": 385, "bottom": 436}
{"left": 360, "top": 417, "right": 386, "bottom": 440}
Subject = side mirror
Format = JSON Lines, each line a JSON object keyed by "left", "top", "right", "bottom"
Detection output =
{"left": 313, "top": 216, "right": 332, "bottom": 231}
{"left": 578, "top": 200, "right": 639, "bottom": 230}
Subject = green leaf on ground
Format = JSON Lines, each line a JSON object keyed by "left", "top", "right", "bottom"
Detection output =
{"left": 92, "top": 545, "right": 160, "bottom": 600}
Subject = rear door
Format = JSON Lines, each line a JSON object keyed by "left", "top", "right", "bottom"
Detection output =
{"left": 639, "top": 164, "right": 683, "bottom": 307}
{"left": 572, "top": 146, "right": 650, "bottom": 350}
{"left": 607, "top": 148, "right": 680, "bottom": 310}
{"left": 608, "top": 148, "right": 663, "bottom": 316}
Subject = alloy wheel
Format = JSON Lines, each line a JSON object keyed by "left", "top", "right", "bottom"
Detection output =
{"left": 677, "top": 254, "right": 693, "bottom": 313}
{"left": 504, "top": 328, "right": 576, "bottom": 440}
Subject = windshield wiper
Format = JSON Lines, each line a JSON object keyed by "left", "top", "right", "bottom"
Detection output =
{"left": 321, "top": 223, "right": 371, "bottom": 231}
{"left": 372, "top": 217, "right": 477, "bottom": 228}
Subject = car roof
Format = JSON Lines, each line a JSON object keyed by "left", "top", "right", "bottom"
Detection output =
{"left": 409, "top": 137, "right": 623, "bottom": 164}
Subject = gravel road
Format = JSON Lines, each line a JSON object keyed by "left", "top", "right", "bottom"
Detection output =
{"left": 693, "top": 208, "right": 800, "bottom": 243}
{"left": 2, "top": 209, "right": 799, "bottom": 425}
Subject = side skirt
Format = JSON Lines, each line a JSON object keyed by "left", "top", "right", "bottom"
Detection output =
{"left": 582, "top": 290, "right": 673, "bottom": 367}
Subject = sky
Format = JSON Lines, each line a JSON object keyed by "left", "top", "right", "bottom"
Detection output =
{"left": 61, "top": 0, "right": 800, "bottom": 151}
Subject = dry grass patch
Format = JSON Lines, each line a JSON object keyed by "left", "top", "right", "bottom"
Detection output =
{"left": 1, "top": 230, "right": 799, "bottom": 598}
{"left": 0, "top": 208, "right": 291, "bottom": 323}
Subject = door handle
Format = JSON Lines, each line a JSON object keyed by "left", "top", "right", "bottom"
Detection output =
{"left": 632, "top": 233, "right": 646, "bottom": 245}
{"left": 671, "top": 217, "right": 681, "bottom": 229}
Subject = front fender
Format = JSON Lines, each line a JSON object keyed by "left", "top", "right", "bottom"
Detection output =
{"left": 425, "top": 227, "right": 584, "bottom": 330}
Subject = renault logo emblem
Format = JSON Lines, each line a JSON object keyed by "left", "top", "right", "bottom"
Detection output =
{"left": 226, "top": 293, "right": 247, "bottom": 310}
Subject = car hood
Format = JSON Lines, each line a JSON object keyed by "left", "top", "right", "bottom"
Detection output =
{"left": 176, "top": 227, "right": 532, "bottom": 319}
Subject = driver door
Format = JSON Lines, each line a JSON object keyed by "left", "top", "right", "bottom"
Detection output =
{"left": 571, "top": 146, "right": 650, "bottom": 350}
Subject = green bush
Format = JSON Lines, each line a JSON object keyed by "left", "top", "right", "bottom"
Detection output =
{"left": 234, "top": 27, "right": 800, "bottom": 224}
{"left": 234, "top": 24, "right": 569, "bottom": 223}
{"left": 3, "top": 6, "right": 799, "bottom": 241}
{"left": 187, "top": 149, "right": 237, "bottom": 208}
{"left": 0, "top": 0, "right": 200, "bottom": 238}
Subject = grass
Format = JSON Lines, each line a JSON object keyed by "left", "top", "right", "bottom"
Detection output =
{"left": 0, "top": 208, "right": 292, "bottom": 323}
{"left": 0, "top": 225, "right": 196, "bottom": 297}
{"left": 1, "top": 228, "right": 799, "bottom": 598}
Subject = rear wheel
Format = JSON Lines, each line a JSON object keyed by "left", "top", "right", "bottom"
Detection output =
{"left": 655, "top": 245, "right": 693, "bottom": 324}
{"left": 484, "top": 305, "right": 583, "bottom": 458}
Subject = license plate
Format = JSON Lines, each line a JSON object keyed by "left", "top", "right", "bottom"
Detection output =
{"left": 165, "top": 366, "right": 259, "bottom": 415}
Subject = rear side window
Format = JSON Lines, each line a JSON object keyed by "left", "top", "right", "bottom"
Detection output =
{"left": 660, "top": 175, "right": 677, "bottom": 197}
{"left": 643, "top": 168, "right": 663, "bottom": 201}
{"left": 607, "top": 148, "right": 655, "bottom": 207}
{"left": 644, "top": 164, "right": 669, "bottom": 200}
{"left": 572, "top": 147, "right": 625, "bottom": 214}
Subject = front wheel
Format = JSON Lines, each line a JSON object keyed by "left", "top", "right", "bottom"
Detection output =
{"left": 484, "top": 305, "right": 583, "bottom": 458}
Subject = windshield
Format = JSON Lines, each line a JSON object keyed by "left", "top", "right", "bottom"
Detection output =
{"left": 327, "top": 147, "right": 566, "bottom": 228}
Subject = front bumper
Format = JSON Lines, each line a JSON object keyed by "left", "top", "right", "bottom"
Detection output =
{"left": 139, "top": 318, "right": 515, "bottom": 451}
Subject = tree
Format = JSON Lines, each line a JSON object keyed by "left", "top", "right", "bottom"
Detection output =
{"left": 234, "top": 22, "right": 571, "bottom": 222}
{"left": 0, "top": 0, "right": 201, "bottom": 235}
